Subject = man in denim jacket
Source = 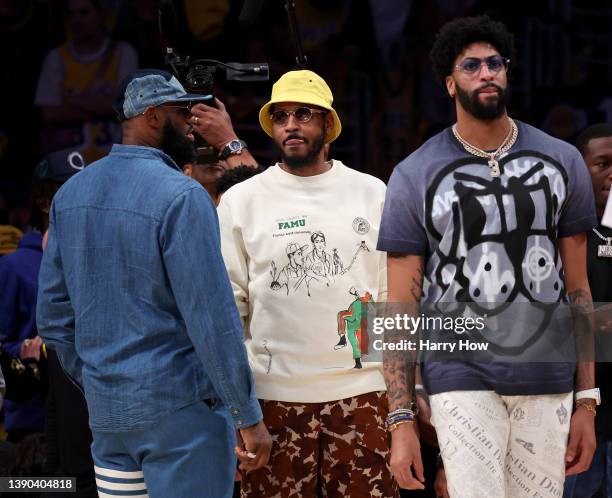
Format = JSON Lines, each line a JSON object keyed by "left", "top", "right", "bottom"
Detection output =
{"left": 36, "top": 69, "right": 271, "bottom": 498}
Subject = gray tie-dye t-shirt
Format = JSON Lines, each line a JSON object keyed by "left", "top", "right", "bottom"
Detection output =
{"left": 377, "top": 120, "right": 597, "bottom": 395}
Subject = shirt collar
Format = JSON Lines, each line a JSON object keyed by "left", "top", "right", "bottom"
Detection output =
{"left": 110, "top": 144, "right": 181, "bottom": 172}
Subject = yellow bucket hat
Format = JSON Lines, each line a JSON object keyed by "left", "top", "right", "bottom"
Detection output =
{"left": 259, "top": 70, "right": 342, "bottom": 144}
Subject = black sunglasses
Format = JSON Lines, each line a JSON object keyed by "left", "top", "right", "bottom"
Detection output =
{"left": 159, "top": 104, "right": 193, "bottom": 118}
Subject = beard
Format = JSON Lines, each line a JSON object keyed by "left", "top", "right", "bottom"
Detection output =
{"left": 160, "top": 119, "right": 196, "bottom": 167}
{"left": 277, "top": 129, "right": 326, "bottom": 169}
{"left": 456, "top": 82, "right": 509, "bottom": 121}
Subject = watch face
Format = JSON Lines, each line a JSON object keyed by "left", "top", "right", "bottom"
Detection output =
{"left": 229, "top": 140, "right": 242, "bottom": 152}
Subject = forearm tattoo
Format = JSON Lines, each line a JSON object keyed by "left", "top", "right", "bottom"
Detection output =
{"left": 568, "top": 288, "right": 595, "bottom": 391}
{"left": 383, "top": 256, "right": 423, "bottom": 411}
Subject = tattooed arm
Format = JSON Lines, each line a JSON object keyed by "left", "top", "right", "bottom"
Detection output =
{"left": 559, "top": 233, "right": 596, "bottom": 475}
{"left": 384, "top": 253, "right": 425, "bottom": 489}
{"left": 384, "top": 253, "right": 424, "bottom": 410}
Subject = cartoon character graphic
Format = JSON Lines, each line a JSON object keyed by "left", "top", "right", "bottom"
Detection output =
{"left": 269, "top": 235, "right": 371, "bottom": 297}
{"left": 270, "top": 242, "right": 331, "bottom": 296}
{"left": 270, "top": 242, "right": 309, "bottom": 295}
{"left": 304, "top": 231, "right": 336, "bottom": 279}
{"left": 335, "top": 287, "right": 374, "bottom": 369}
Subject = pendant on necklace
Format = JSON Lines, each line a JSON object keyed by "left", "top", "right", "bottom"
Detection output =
{"left": 488, "top": 159, "right": 501, "bottom": 177}
{"left": 598, "top": 237, "right": 612, "bottom": 258}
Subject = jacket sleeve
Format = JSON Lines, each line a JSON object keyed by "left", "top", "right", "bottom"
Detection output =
{"left": 36, "top": 204, "right": 83, "bottom": 386}
{"left": 160, "top": 186, "right": 262, "bottom": 429}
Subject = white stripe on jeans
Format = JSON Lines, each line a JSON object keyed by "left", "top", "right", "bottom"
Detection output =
{"left": 94, "top": 465, "right": 145, "bottom": 479}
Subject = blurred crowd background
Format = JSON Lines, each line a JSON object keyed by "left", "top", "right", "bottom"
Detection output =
{"left": 0, "top": 0, "right": 611, "bottom": 241}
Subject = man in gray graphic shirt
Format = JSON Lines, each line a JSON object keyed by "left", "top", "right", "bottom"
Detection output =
{"left": 378, "top": 15, "right": 598, "bottom": 497}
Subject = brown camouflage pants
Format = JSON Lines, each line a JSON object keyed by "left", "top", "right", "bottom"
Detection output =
{"left": 240, "top": 391, "right": 399, "bottom": 498}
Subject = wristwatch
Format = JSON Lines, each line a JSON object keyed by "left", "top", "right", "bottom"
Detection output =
{"left": 575, "top": 388, "right": 601, "bottom": 405}
{"left": 219, "top": 139, "right": 247, "bottom": 160}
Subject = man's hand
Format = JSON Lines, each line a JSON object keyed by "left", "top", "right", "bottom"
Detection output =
{"left": 565, "top": 406, "right": 596, "bottom": 475}
{"left": 390, "top": 423, "right": 425, "bottom": 489}
{"left": 20, "top": 336, "right": 43, "bottom": 361}
{"left": 236, "top": 420, "right": 272, "bottom": 472}
{"left": 434, "top": 467, "right": 450, "bottom": 498}
{"left": 191, "top": 98, "right": 239, "bottom": 150}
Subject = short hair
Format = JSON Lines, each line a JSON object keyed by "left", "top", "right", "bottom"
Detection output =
{"left": 575, "top": 123, "right": 612, "bottom": 155}
{"left": 310, "top": 231, "right": 325, "bottom": 243}
{"left": 430, "top": 15, "right": 516, "bottom": 87}
{"left": 215, "top": 165, "right": 264, "bottom": 196}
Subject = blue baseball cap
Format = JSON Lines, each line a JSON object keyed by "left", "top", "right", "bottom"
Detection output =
{"left": 113, "top": 69, "right": 213, "bottom": 121}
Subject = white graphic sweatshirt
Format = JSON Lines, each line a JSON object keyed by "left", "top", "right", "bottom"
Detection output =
{"left": 218, "top": 160, "right": 387, "bottom": 402}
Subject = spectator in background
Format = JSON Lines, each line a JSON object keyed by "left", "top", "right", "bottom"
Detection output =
{"left": 35, "top": 0, "right": 138, "bottom": 163}
{"left": 30, "top": 150, "right": 96, "bottom": 498}
{"left": 215, "top": 165, "right": 264, "bottom": 199}
{"left": 563, "top": 123, "right": 612, "bottom": 498}
{"left": 0, "top": 149, "right": 86, "bottom": 446}
{"left": 0, "top": 173, "right": 52, "bottom": 442}
{"left": 185, "top": 162, "right": 264, "bottom": 206}
{"left": 182, "top": 159, "right": 227, "bottom": 204}
{"left": 1, "top": 149, "right": 86, "bottom": 445}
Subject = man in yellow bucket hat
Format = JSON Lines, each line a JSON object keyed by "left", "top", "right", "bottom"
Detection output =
{"left": 218, "top": 70, "right": 398, "bottom": 497}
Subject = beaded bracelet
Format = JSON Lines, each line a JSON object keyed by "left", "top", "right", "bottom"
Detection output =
{"left": 387, "top": 407, "right": 417, "bottom": 418}
{"left": 386, "top": 412, "right": 415, "bottom": 431}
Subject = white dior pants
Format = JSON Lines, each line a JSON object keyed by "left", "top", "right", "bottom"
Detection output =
{"left": 430, "top": 390, "right": 573, "bottom": 498}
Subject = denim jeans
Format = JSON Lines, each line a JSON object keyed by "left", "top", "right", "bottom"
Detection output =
{"left": 91, "top": 399, "right": 236, "bottom": 498}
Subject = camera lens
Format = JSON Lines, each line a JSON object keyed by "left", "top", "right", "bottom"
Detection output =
{"left": 186, "top": 65, "right": 213, "bottom": 93}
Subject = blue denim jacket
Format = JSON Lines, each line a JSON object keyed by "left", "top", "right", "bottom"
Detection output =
{"left": 36, "top": 144, "right": 262, "bottom": 433}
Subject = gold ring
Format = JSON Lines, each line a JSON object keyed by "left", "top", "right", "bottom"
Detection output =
{"left": 24, "top": 339, "right": 31, "bottom": 347}
{"left": 194, "top": 116, "right": 199, "bottom": 125}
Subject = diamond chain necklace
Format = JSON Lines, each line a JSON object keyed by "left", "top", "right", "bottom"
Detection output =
{"left": 593, "top": 228, "right": 612, "bottom": 245}
{"left": 593, "top": 227, "right": 612, "bottom": 258}
{"left": 452, "top": 118, "right": 518, "bottom": 177}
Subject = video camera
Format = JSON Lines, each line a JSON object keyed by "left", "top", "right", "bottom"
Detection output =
{"left": 158, "top": 0, "right": 270, "bottom": 163}
{"left": 165, "top": 50, "right": 269, "bottom": 96}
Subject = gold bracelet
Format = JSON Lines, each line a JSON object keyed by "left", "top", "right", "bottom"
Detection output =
{"left": 388, "top": 420, "right": 414, "bottom": 432}
{"left": 575, "top": 400, "right": 597, "bottom": 416}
